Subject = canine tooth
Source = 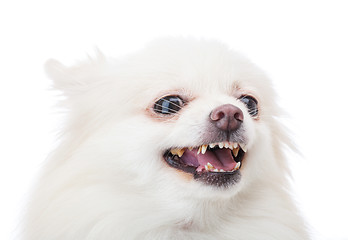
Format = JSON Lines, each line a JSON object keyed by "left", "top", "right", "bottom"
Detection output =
{"left": 201, "top": 145, "right": 208, "bottom": 154}
{"left": 232, "top": 146, "right": 240, "bottom": 157}
{"left": 197, "top": 146, "right": 202, "bottom": 154}
{"left": 234, "top": 162, "right": 241, "bottom": 170}
{"left": 240, "top": 143, "right": 247, "bottom": 152}
{"left": 219, "top": 142, "right": 224, "bottom": 148}
{"left": 206, "top": 162, "right": 214, "bottom": 169}
{"left": 170, "top": 148, "right": 185, "bottom": 157}
{"left": 178, "top": 151, "right": 185, "bottom": 157}
{"left": 205, "top": 162, "right": 215, "bottom": 171}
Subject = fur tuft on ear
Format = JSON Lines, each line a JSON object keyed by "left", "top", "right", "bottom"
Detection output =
{"left": 44, "top": 50, "right": 107, "bottom": 95}
{"left": 45, "top": 59, "right": 71, "bottom": 90}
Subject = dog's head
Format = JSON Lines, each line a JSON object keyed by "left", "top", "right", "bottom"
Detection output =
{"left": 47, "top": 38, "right": 290, "bottom": 200}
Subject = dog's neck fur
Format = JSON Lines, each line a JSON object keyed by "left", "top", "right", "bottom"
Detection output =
{"left": 132, "top": 182, "right": 309, "bottom": 240}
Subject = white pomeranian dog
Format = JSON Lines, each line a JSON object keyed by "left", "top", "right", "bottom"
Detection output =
{"left": 22, "top": 38, "right": 310, "bottom": 240}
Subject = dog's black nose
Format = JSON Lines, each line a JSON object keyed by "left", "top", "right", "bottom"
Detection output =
{"left": 210, "top": 104, "right": 244, "bottom": 132}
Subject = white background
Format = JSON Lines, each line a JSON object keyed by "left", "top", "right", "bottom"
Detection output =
{"left": 1, "top": 1, "right": 348, "bottom": 239}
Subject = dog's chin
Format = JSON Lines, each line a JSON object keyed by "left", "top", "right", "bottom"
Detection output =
{"left": 162, "top": 141, "right": 247, "bottom": 189}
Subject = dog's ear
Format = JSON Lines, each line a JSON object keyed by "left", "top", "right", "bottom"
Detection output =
{"left": 45, "top": 49, "right": 107, "bottom": 96}
{"left": 45, "top": 59, "right": 72, "bottom": 92}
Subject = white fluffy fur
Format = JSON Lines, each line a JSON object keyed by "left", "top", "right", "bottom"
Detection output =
{"left": 22, "top": 38, "right": 310, "bottom": 240}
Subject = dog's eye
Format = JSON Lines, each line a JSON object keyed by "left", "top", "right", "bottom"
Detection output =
{"left": 154, "top": 96, "right": 184, "bottom": 115}
{"left": 239, "top": 95, "right": 258, "bottom": 117}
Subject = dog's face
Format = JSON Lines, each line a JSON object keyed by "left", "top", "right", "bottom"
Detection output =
{"left": 47, "top": 39, "right": 285, "bottom": 201}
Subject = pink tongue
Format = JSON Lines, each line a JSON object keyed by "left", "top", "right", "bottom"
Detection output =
{"left": 181, "top": 148, "right": 237, "bottom": 172}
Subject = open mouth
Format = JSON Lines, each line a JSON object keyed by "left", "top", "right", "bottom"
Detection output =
{"left": 164, "top": 142, "right": 246, "bottom": 187}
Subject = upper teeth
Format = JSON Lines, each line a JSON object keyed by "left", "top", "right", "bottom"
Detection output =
{"left": 170, "top": 142, "right": 247, "bottom": 156}
{"left": 239, "top": 143, "right": 247, "bottom": 152}
{"left": 197, "top": 142, "right": 245, "bottom": 155}
{"left": 201, "top": 145, "right": 208, "bottom": 154}
{"left": 232, "top": 147, "right": 239, "bottom": 157}
{"left": 170, "top": 148, "right": 185, "bottom": 157}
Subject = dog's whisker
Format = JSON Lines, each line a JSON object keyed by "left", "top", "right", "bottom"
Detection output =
{"left": 153, "top": 103, "right": 182, "bottom": 115}
{"left": 160, "top": 98, "right": 184, "bottom": 109}
{"left": 153, "top": 102, "right": 182, "bottom": 112}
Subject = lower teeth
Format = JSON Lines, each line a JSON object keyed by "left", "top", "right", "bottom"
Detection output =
{"left": 203, "top": 162, "right": 241, "bottom": 173}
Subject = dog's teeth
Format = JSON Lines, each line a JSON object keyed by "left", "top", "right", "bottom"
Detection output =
{"left": 232, "top": 146, "right": 240, "bottom": 157}
{"left": 206, "top": 162, "right": 214, "bottom": 169}
{"left": 218, "top": 142, "right": 224, "bottom": 148}
{"left": 188, "top": 147, "right": 193, "bottom": 151}
{"left": 207, "top": 162, "right": 216, "bottom": 171}
{"left": 233, "top": 142, "right": 238, "bottom": 149}
{"left": 234, "top": 162, "right": 241, "bottom": 170}
{"left": 170, "top": 148, "right": 185, "bottom": 157}
{"left": 213, "top": 169, "right": 219, "bottom": 172}
{"left": 209, "top": 143, "right": 216, "bottom": 148}
{"left": 205, "top": 162, "right": 215, "bottom": 171}
{"left": 179, "top": 151, "right": 185, "bottom": 157}
{"left": 240, "top": 143, "right": 247, "bottom": 152}
{"left": 219, "top": 169, "right": 225, "bottom": 172}
{"left": 197, "top": 146, "right": 202, "bottom": 154}
{"left": 201, "top": 145, "right": 208, "bottom": 154}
